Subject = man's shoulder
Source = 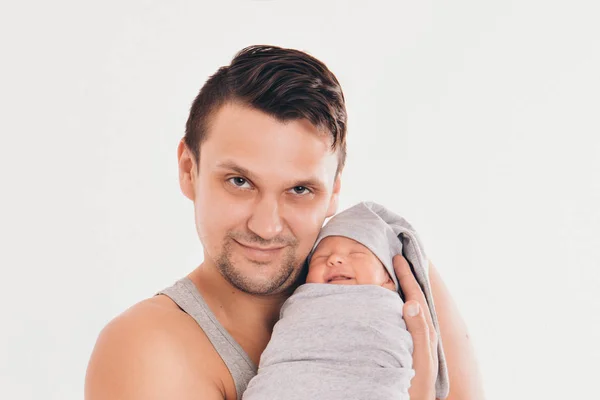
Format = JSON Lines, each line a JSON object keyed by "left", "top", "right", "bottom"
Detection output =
{"left": 104, "top": 294, "right": 195, "bottom": 337}
{"left": 98, "top": 295, "right": 199, "bottom": 345}
{"left": 85, "top": 296, "right": 232, "bottom": 399}
{"left": 93, "top": 295, "right": 201, "bottom": 353}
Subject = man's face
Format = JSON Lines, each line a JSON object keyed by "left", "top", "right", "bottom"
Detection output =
{"left": 180, "top": 102, "right": 341, "bottom": 295}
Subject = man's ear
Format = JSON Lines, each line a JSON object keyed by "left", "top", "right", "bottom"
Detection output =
{"left": 326, "top": 173, "right": 342, "bottom": 218}
{"left": 177, "top": 138, "right": 196, "bottom": 201}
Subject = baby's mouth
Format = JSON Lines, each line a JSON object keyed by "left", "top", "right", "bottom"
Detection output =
{"left": 326, "top": 275, "right": 353, "bottom": 283}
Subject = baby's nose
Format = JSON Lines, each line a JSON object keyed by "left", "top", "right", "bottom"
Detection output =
{"left": 326, "top": 253, "right": 345, "bottom": 265}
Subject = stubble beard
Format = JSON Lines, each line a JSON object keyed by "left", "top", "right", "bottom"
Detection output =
{"left": 215, "top": 237, "right": 304, "bottom": 295}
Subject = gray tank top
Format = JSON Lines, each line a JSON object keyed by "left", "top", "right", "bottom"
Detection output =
{"left": 157, "top": 278, "right": 257, "bottom": 400}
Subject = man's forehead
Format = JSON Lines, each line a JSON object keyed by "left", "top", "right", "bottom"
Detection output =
{"left": 207, "top": 103, "right": 332, "bottom": 146}
{"left": 201, "top": 103, "right": 339, "bottom": 183}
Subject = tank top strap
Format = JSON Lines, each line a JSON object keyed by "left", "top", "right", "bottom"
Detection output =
{"left": 158, "top": 277, "right": 257, "bottom": 399}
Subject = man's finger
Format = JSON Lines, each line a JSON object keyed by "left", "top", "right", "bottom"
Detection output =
{"left": 394, "top": 255, "right": 429, "bottom": 317}
{"left": 403, "top": 301, "right": 436, "bottom": 399}
{"left": 404, "top": 301, "right": 431, "bottom": 353}
{"left": 394, "top": 255, "right": 426, "bottom": 301}
{"left": 394, "top": 255, "right": 438, "bottom": 350}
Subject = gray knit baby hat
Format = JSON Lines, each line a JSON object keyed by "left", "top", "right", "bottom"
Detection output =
{"left": 308, "top": 201, "right": 425, "bottom": 291}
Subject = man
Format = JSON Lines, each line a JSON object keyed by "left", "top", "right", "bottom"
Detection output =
{"left": 85, "top": 45, "right": 485, "bottom": 400}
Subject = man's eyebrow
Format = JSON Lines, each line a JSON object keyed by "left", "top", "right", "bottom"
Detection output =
{"left": 216, "top": 161, "right": 326, "bottom": 189}
{"left": 294, "top": 178, "right": 326, "bottom": 189}
{"left": 215, "top": 161, "right": 257, "bottom": 180}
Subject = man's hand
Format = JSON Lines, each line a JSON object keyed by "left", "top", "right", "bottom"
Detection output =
{"left": 394, "top": 255, "right": 438, "bottom": 400}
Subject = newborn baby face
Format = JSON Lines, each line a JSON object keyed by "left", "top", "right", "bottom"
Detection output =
{"left": 306, "top": 236, "right": 396, "bottom": 291}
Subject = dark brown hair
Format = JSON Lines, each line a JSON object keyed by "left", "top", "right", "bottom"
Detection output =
{"left": 184, "top": 45, "right": 347, "bottom": 174}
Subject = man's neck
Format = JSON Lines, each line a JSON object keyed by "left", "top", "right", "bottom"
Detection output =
{"left": 187, "top": 262, "right": 292, "bottom": 361}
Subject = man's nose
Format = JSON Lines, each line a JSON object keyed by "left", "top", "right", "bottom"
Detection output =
{"left": 247, "top": 195, "right": 283, "bottom": 241}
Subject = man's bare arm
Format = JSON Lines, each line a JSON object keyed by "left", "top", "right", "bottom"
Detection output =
{"left": 85, "top": 300, "right": 226, "bottom": 400}
{"left": 429, "top": 261, "right": 486, "bottom": 400}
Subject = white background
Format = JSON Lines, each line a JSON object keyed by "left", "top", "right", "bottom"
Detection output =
{"left": 1, "top": 1, "right": 598, "bottom": 399}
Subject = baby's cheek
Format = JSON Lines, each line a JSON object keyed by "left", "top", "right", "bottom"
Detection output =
{"left": 305, "top": 264, "right": 324, "bottom": 284}
{"left": 371, "top": 264, "right": 391, "bottom": 284}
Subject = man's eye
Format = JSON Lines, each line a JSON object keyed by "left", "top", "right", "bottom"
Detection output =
{"left": 290, "top": 186, "right": 311, "bottom": 195}
{"left": 228, "top": 177, "right": 251, "bottom": 188}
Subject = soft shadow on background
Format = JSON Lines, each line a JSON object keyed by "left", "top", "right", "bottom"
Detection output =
{"left": 0, "top": 1, "right": 598, "bottom": 399}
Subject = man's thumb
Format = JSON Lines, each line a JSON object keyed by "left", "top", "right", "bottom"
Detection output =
{"left": 403, "top": 301, "right": 430, "bottom": 349}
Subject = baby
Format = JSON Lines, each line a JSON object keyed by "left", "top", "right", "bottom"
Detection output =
{"left": 242, "top": 202, "right": 449, "bottom": 400}
{"left": 306, "top": 235, "right": 397, "bottom": 291}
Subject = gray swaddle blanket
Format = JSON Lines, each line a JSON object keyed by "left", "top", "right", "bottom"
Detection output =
{"left": 242, "top": 202, "right": 450, "bottom": 399}
{"left": 243, "top": 284, "right": 414, "bottom": 400}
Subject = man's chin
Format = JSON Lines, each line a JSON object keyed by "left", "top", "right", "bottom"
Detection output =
{"left": 218, "top": 259, "right": 298, "bottom": 295}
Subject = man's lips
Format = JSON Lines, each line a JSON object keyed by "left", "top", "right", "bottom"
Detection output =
{"left": 233, "top": 239, "right": 286, "bottom": 262}
{"left": 235, "top": 240, "right": 285, "bottom": 251}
